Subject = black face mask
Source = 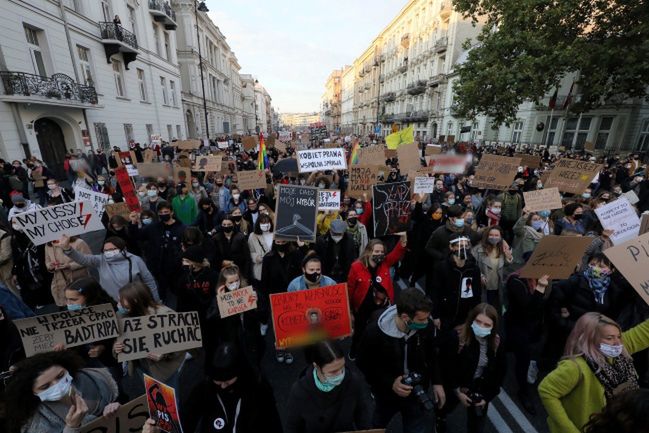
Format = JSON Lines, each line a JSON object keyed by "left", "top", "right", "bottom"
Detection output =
{"left": 222, "top": 226, "right": 234, "bottom": 233}
{"left": 231, "top": 215, "right": 242, "bottom": 222}
{"left": 305, "top": 272, "right": 321, "bottom": 283}
{"left": 347, "top": 217, "right": 358, "bottom": 226}
{"left": 15, "top": 203, "right": 25, "bottom": 208}
{"left": 372, "top": 254, "right": 385, "bottom": 265}
{"left": 157, "top": 182, "right": 166, "bottom": 188}
{"left": 276, "top": 243, "right": 288, "bottom": 252}
{"left": 573, "top": 214, "right": 583, "bottom": 220}
{"left": 159, "top": 214, "right": 171, "bottom": 222}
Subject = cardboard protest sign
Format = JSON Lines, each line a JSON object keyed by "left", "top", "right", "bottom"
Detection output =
{"left": 80, "top": 395, "right": 148, "bottom": 433}
{"left": 114, "top": 151, "right": 138, "bottom": 177}
{"left": 237, "top": 169, "right": 267, "bottom": 190}
{"left": 348, "top": 165, "right": 379, "bottom": 199}
{"left": 296, "top": 148, "right": 347, "bottom": 173}
{"left": 274, "top": 185, "right": 318, "bottom": 242}
{"left": 605, "top": 232, "right": 649, "bottom": 305}
{"left": 105, "top": 202, "right": 131, "bottom": 219}
{"left": 172, "top": 164, "right": 191, "bottom": 185}
{"left": 640, "top": 213, "right": 649, "bottom": 235}
{"left": 472, "top": 154, "right": 522, "bottom": 190}
{"left": 175, "top": 139, "right": 201, "bottom": 150}
{"left": 595, "top": 196, "right": 641, "bottom": 245}
{"left": 74, "top": 187, "right": 108, "bottom": 218}
{"left": 116, "top": 312, "right": 202, "bottom": 362}
{"left": 216, "top": 140, "right": 228, "bottom": 150}
{"left": 515, "top": 154, "right": 541, "bottom": 169}
{"left": 544, "top": 158, "right": 601, "bottom": 194}
{"left": 584, "top": 141, "right": 595, "bottom": 151}
{"left": 192, "top": 155, "right": 222, "bottom": 172}
{"left": 523, "top": 187, "right": 563, "bottom": 212}
{"left": 137, "top": 162, "right": 173, "bottom": 179}
{"left": 425, "top": 145, "right": 442, "bottom": 156}
{"left": 144, "top": 375, "right": 183, "bottom": 433}
{"left": 414, "top": 177, "right": 435, "bottom": 194}
{"left": 270, "top": 283, "right": 352, "bottom": 349}
{"left": 358, "top": 145, "right": 386, "bottom": 166}
{"left": 318, "top": 189, "right": 341, "bottom": 211}
{"left": 143, "top": 149, "right": 155, "bottom": 163}
{"left": 14, "top": 304, "right": 119, "bottom": 357}
{"left": 10, "top": 201, "right": 104, "bottom": 246}
{"left": 424, "top": 154, "right": 467, "bottom": 174}
{"left": 217, "top": 285, "right": 257, "bottom": 318}
{"left": 274, "top": 140, "right": 287, "bottom": 153}
{"left": 176, "top": 153, "right": 192, "bottom": 168}
{"left": 519, "top": 236, "right": 593, "bottom": 279}
{"left": 373, "top": 181, "right": 412, "bottom": 237}
{"left": 242, "top": 136, "right": 258, "bottom": 151}
{"left": 396, "top": 142, "right": 421, "bottom": 174}
{"left": 114, "top": 167, "right": 141, "bottom": 212}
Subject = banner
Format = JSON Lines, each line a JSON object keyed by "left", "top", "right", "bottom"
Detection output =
{"left": 237, "top": 169, "right": 267, "bottom": 190}
{"left": 373, "top": 181, "right": 412, "bottom": 237}
{"left": 14, "top": 304, "right": 119, "bottom": 357}
{"left": 515, "top": 154, "right": 542, "bottom": 169}
{"left": 348, "top": 165, "right": 378, "bottom": 199}
{"left": 80, "top": 395, "right": 148, "bottom": 433}
{"left": 116, "top": 312, "right": 202, "bottom": 362}
{"left": 396, "top": 142, "right": 421, "bottom": 174}
{"left": 242, "top": 136, "right": 258, "bottom": 151}
{"left": 192, "top": 155, "right": 222, "bottom": 172}
{"left": 270, "top": 284, "right": 352, "bottom": 349}
{"left": 217, "top": 286, "right": 257, "bottom": 318}
{"left": 114, "top": 167, "right": 141, "bottom": 212}
{"left": 523, "top": 187, "right": 563, "bottom": 213}
{"left": 604, "top": 232, "right": 649, "bottom": 306}
{"left": 274, "top": 185, "right": 318, "bottom": 242}
{"left": 114, "top": 151, "right": 139, "bottom": 177}
{"left": 594, "top": 196, "right": 641, "bottom": 245}
{"left": 519, "top": 236, "right": 593, "bottom": 279}
{"left": 414, "top": 177, "right": 435, "bottom": 194}
{"left": 144, "top": 375, "right": 183, "bottom": 433}
{"left": 136, "top": 162, "right": 173, "bottom": 179}
{"left": 424, "top": 154, "right": 467, "bottom": 174}
{"left": 105, "top": 202, "right": 131, "bottom": 219}
{"left": 175, "top": 139, "right": 201, "bottom": 150}
{"left": 10, "top": 201, "right": 104, "bottom": 246}
{"left": 73, "top": 187, "right": 109, "bottom": 218}
{"left": 472, "top": 154, "right": 522, "bottom": 190}
{"left": 544, "top": 158, "right": 601, "bottom": 194}
{"left": 318, "top": 189, "right": 341, "bottom": 211}
{"left": 358, "top": 145, "right": 387, "bottom": 166}
{"left": 296, "top": 148, "right": 347, "bottom": 173}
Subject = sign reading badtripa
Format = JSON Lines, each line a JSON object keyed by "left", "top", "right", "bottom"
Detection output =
{"left": 217, "top": 285, "right": 257, "bottom": 318}
{"left": 116, "top": 312, "right": 202, "bottom": 362}
{"left": 73, "top": 187, "right": 109, "bottom": 218}
{"left": 318, "top": 189, "right": 341, "bottom": 211}
{"left": 296, "top": 148, "right": 347, "bottom": 173}
{"left": 14, "top": 304, "right": 119, "bottom": 357}
{"left": 10, "top": 201, "right": 104, "bottom": 246}
{"left": 594, "top": 196, "right": 641, "bottom": 245}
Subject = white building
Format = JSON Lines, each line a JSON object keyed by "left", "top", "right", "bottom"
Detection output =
{"left": 0, "top": 0, "right": 185, "bottom": 178}
{"left": 239, "top": 73, "right": 256, "bottom": 134}
{"left": 254, "top": 81, "right": 272, "bottom": 134}
{"left": 340, "top": 65, "right": 355, "bottom": 134}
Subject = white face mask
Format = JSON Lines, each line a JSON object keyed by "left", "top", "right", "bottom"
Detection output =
{"left": 147, "top": 190, "right": 158, "bottom": 197}
{"left": 97, "top": 180, "right": 105, "bottom": 186}
{"left": 226, "top": 281, "right": 240, "bottom": 291}
{"left": 600, "top": 343, "right": 623, "bottom": 358}
{"left": 104, "top": 249, "right": 121, "bottom": 259}
{"left": 260, "top": 223, "right": 271, "bottom": 232}
{"left": 47, "top": 184, "right": 57, "bottom": 190}
{"left": 232, "top": 194, "right": 240, "bottom": 201}
{"left": 138, "top": 191, "right": 146, "bottom": 197}
{"left": 36, "top": 372, "right": 73, "bottom": 402}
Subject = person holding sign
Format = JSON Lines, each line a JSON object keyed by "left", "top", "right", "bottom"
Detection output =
{"left": 511, "top": 208, "right": 551, "bottom": 266}
{"left": 5, "top": 350, "right": 120, "bottom": 433}
{"left": 538, "top": 312, "right": 649, "bottom": 433}
{"left": 44, "top": 236, "right": 91, "bottom": 307}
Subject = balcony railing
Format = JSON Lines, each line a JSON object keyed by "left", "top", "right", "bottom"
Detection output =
{"left": 99, "top": 22, "right": 138, "bottom": 50}
{"left": 0, "top": 71, "right": 98, "bottom": 105}
{"left": 382, "top": 92, "right": 396, "bottom": 102}
{"left": 407, "top": 80, "right": 427, "bottom": 95}
{"left": 148, "top": 0, "right": 177, "bottom": 30}
{"left": 434, "top": 37, "right": 448, "bottom": 53}
{"left": 428, "top": 74, "right": 447, "bottom": 87}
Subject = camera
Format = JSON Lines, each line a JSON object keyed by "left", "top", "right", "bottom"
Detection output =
{"left": 467, "top": 391, "right": 485, "bottom": 417}
{"left": 401, "top": 372, "right": 434, "bottom": 411}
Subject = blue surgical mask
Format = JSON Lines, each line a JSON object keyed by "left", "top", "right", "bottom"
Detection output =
{"left": 471, "top": 321, "right": 492, "bottom": 338}
{"left": 538, "top": 210, "right": 551, "bottom": 218}
{"left": 36, "top": 372, "right": 73, "bottom": 402}
{"left": 313, "top": 367, "right": 345, "bottom": 392}
{"left": 454, "top": 218, "right": 465, "bottom": 228}
{"left": 66, "top": 304, "right": 85, "bottom": 312}
{"left": 531, "top": 220, "right": 545, "bottom": 231}
{"left": 117, "top": 306, "right": 129, "bottom": 315}
{"left": 355, "top": 208, "right": 363, "bottom": 215}
{"left": 582, "top": 193, "right": 591, "bottom": 199}
{"left": 142, "top": 218, "right": 153, "bottom": 225}
{"left": 448, "top": 198, "right": 456, "bottom": 205}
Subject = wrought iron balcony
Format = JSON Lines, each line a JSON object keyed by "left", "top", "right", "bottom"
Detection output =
{"left": 148, "top": 0, "right": 177, "bottom": 30}
{"left": 434, "top": 37, "right": 448, "bottom": 53}
{"left": 428, "top": 74, "right": 448, "bottom": 87}
{"left": 99, "top": 22, "right": 138, "bottom": 69}
{"left": 382, "top": 92, "right": 396, "bottom": 102}
{"left": 0, "top": 71, "right": 98, "bottom": 105}
{"left": 407, "top": 80, "right": 427, "bottom": 95}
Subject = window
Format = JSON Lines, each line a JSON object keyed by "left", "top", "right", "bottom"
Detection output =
{"left": 176, "top": 125, "right": 182, "bottom": 139}
{"left": 545, "top": 116, "right": 559, "bottom": 145}
{"left": 124, "top": 123, "right": 134, "bottom": 142}
{"left": 167, "top": 124, "right": 173, "bottom": 141}
{"left": 160, "top": 76, "right": 168, "bottom": 105}
{"left": 447, "top": 121, "right": 453, "bottom": 134}
{"left": 164, "top": 32, "right": 171, "bottom": 60}
{"left": 637, "top": 119, "right": 649, "bottom": 151}
{"left": 94, "top": 122, "right": 110, "bottom": 151}
{"left": 24, "top": 25, "right": 47, "bottom": 76}
{"left": 128, "top": 5, "right": 137, "bottom": 35}
{"left": 76, "top": 45, "right": 94, "bottom": 87}
{"left": 146, "top": 124, "right": 153, "bottom": 143}
{"left": 562, "top": 117, "right": 591, "bottom": 149}
{"left": 595, "top": 117, "right": 613, "bottom": 150}
{"left": 112, "top": 59, "right": 125, "bottom": 97}
{"left": 101, "top": 0, "right": 112, "bottom": 22}
{"left": 210, "top": 76, "right": 218, "bottom": 101}
{"left": 170, "top": 80, "right": 177, "bottom": 106}
{"left": 511, "top": 120, "right": 523, "bottom": 143}
{"left": 137, "top": 68, "right": 147, "bottom": 101}
{"left": 152, "top": 24, "right": 161, "bottom": 56}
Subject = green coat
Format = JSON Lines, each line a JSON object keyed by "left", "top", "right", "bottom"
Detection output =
{"left": 538, "top": 319, "right": 649, "bottom": 433}
{"left": 172, "top": 194, "right": 198, "bottom": 226}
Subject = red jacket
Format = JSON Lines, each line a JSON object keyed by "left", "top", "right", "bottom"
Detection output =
{"left": 347, "top": 241, "right": 406, "bottom": 311}
{"left": 358, "top": 200, "right": 372, "bottom": 227}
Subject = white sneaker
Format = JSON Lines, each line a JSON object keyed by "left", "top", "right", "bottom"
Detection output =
{"left": 260, "top": 323, "right": 269, "bottom": 336}
{"left": 527, "top": 360, "right": 539, "bottom": 384}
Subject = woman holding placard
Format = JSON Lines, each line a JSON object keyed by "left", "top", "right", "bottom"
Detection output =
{"left": 45, "top": 236, "right": 91, "bottom": 307}
{"left": 511, "top": 207, "right": 551, "bottom": 266}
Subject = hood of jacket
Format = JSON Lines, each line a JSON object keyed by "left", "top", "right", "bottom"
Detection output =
{"left": 377, "top": 305, "right": 410, "bottom": 339}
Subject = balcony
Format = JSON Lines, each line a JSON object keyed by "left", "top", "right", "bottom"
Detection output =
{"left": 398, "top": 62, "right": 408, "bottom": 74}
{"left": 428, "top": 74, "right": 447, "bottom": 87}
{"left": 409, "top": 110, "right": 430, "bottom": 122}
{"left": 434, "top": 37, "right": 448, "bottom": 53}
{"left": 99, "top": 22, "right": 138, "bottom": 69}
{"left": 364, "top": 83, "right": 372, "bottom": 90}
{"left": 382, "top": 91, "right": 396, "bottom": 102}
{"left": 407, "top": 80, "right": 427, "bottom": 95}
{"left": 0, "top": 71, "right": 98, "bottom": 107}
{"left": 148, "top": 0, "right": 177, "bottom": 30}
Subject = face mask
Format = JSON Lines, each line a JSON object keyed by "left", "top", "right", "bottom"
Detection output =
{"left": 232, "top": 194, "right": 240, "bottom": 201}
{"left": 117, "top": 306, "right": 129, "bottom": 315}
{"left": 159, "top": 214, "right": 171, "bottom": 222}
{"left": 573, "top": 214, "right": 583, "bottom": 220}
{"left": 15, "top": 203, "right": 25, "bottom": 209}
{"left": 66, "top": 304, "right": 85, "bottom": 312}
{"left": 454, "top": 218, "right": 465, "bottom": 228}
{"left": 588, "top": 265, "right": 611, "bottom": 279}
{"left": 318, "top": 183, "right": 325, "bottom": 188}
{"left": 471, "top": 322, "right": 492, "bottom": 338}
{"left": 98, "top": 180, "right": 106, "bottom": 186}
{"left": 36, "top": 372, "right": 73, "bottom": 402}
{"left": 490, "top": 208, "right": 501, "bottom": 215}
{"left": 538, "top": 210, "right": 551, "bottom": 218}
{"left": 260, "top": 223, "right": 271, "bottom": 232}
{"left": 407, "top": 319, "right": 428, "bottom": 331}
{"left": 138, "top": 191, "right": 146, "bottom": 198}
{"left": 192, "top": 182, "right": 199, "bottom": 188}
{"left": 582, "top": 193, "right": 591, "bottom": 199}
{"left": 448, "top": 198, "right": 456, "bottom": 205}
{"left": 347, "top": 217, "right": 357, "bottom": 226}
{"left": 537, "top": 183, "right": 543, "bottom": 189}
{"left": 355, "top": 208, "right": 363, "bottom": 215}
{"left": 232, "top": 215, "right": 242, "bottom": 222}
{"left": 104, "top": 250, "right": 121, "bottom": 260}
{"left": 599, "top": 343, "right": 623, "bottom": 358}
{"left": 465, "top": 217, "right": 474, "bottom": 225}
{"left": 222, "top": 226, "right": 234, "bottom": 233}
{"left": 305, "top": 272, "right": 321, "bottom": 283}
{"left": 47, "top": 184, "right": 57, "bottom": 190}
{"left": 372, "top": 254, "right": 385, "bottom": 265}
{"left": 488, "top": 237, "right": 501, "bottom": 245}
{"left": 142, "top": 218, "right": 153, "bottom": 225}
{"left": 331, "top": 234, "right": 343, "bottom": 243}
{"left": 147, "top": 190, "right": 157, "bottom": 197}
{"left": 226, "top": 281, "right": 240, "bottom": 291}
{"left": 313, "top": 368, "right": 345, "bottom": 392}
{"left": 157, "top": 182, "right": 166, "bottom": 188}
{"left": 531, "top": 220, "right": 545, "bottom": 231}
{"left": 453, "top": 245, "right": 468, "bottom": 260}
{"left": 276, "top": 243, "right": 288, "bottom": 252}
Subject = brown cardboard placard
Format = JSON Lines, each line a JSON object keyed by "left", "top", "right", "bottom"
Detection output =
{"left": 80, "top": 395, "right": 148, "bottom": 433}
{"left": 425, "top": 145, "right": 442, "bottom": 155}
{"left": 396, "top": 142, "right": 421, "bottom": 174}
{"left": 640, "top": 213, "right": 649, "bottom": 235}
{"left": 173, "top": 164, "right": 190, "bottom": 184}
{"left": 143, "top": 148, "right": 155, "bottom": 163}
{"left": 358, "top": 144, "right": 387, "bottom": 166}
{"left": 136, "top": 162, "right": 173, "bottom": 179}
{"left": 242, "top": 136, "right": 258, "bottom": 151}
{"left": 175, "top": 139, "right": 202, "bottom": 150}
{"left": 237, "top": 169, "right": 267, "bottom": 190}
{"left": 267, "top": 135, "right": 276, "bottom": 146}
{"left": 217, "top": 286, "right": 257, "bottom": 318}
{"left": 604, "top": 231, "right": 649, "bottom": 306}
{"left": 177, "top": 152, "right": 192, "bottom": 168}
{"left": 113, "top": 151, "right": 138, "bottom": 167}
{"left": 105, "top": 202, "right": 131, "bottom": 219}
{"left": 519, "top": 235, "right": 593, "bottom": 279}
{"left": 584, "top": 141, "right": 595, "bottom": 151}
{"left": 523, "top": 187, "right": 563, "bottom": 212}
{"left": 472, "top": 154, "right": 522, "bottom": 190}
{"left": 192, "top": 155, "right": 222, "bottom": 172}
{"left": 515, "top": 153, "right": 541, "bottom": 169}
{"left": 544, "top": 158, "right": 602, "bottom": 194}
{"left": 348, "top": 165, "right": 379, "bottom": 199}
{"left": 385, "top": 149, "right": 397, "bottom": 159}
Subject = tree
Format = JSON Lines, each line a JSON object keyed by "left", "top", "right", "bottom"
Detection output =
{"left": 451, "top": 0, "right": 649, "bottom": 125}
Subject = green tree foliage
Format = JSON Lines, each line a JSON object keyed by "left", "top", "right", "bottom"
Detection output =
{"left": 451, "top": 0, "right": 649, "bottom": 124}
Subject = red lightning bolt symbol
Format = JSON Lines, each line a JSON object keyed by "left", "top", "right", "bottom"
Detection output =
{"left": 78, "top": 202, "right": 92, "bottom": 228}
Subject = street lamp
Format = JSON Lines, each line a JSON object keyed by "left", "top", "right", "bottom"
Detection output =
{"left": 195, "top": 1, "right": 210, "bottom": 140}
{"left": 254, "top": 79, "right": 260, "bottom": 134}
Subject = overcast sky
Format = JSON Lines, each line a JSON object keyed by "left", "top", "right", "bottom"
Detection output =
{"left": 206, "top": 0, "right": 406, "bottom": 114}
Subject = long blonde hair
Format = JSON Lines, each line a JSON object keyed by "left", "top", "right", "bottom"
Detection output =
{"left": 563, "top": 312, "right": 630, "bottom": 368}
{"left": 359, "top": 239, "right": 385, "bottom": 268}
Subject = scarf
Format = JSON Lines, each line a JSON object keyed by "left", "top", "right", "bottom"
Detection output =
{"left": 583, "top": 267, "right": 611, "bottom": 304}
{"left": 586, "top": 355, "right": 639, "bottom": 400}
{"left": 485, "top": 209, "right": 501, "bottom": 226}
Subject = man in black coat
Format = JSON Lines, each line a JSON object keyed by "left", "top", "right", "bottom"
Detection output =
{"left": 315, "top": 219, "right": 357, "bottom": 283}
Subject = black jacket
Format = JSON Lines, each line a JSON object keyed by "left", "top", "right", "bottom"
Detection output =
{"left": 195, "top": 209, "right": 224, "bottom": 236}
{"left": 315, "top": 233, "right": 357, "bottom": 283}
{"left": 212, "top": 232, "right": 251, "bottom": 279}
{"left": 261, "top": 248, "right": 305, "bottom": 295}
{"left": 425, "top": 222, "right": 480, "bottom": 262}
{"left": 285, "top": 366, "right": 372, "bottom": 433}
{"left": 176, "top": 266, "right": 219, "bottom": 326}
{"left": 504, "top": 275, "right": 546, "bottom": 341}
{"left": 131, "top": 219, "right": 185, "bottom": 278}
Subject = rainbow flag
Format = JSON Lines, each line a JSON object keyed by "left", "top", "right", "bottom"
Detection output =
{"left": 349, "top": 139, "right": 360, "bottom": 165}
{"left": 257, "top": 134, "right": 269, "bottom": 170}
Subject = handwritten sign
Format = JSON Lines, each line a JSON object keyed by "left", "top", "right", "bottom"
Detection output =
{"left": 14, "top": 304, "right": 119, "bottom": 357}
{"left": 74, "top": 187, "right": 109, "bottom": 218}
{"left": 80, "top": 395, "right": 148, "bottom": 433}
{"left": 515, "top": 154, "right": 542, "bottom": 169}
{"left": 373, "top": 181, "right": 412, "bottom": 237}
{"left": 175, "top": 139, "right": 201, "bottom": 150}
{"left": 396, "top": 142, "right": 421, "bottom": 174}
{"left": 358, "top": 145, "right": 386, "bottom": 166}
{"left": 424, "top": 154, "right": 467, "bottom": 174}
{"left": 114, "top": 151, "right": 138, "bottom": 177}
{"left": 425, "top": 145, "right": 442, "bottom": 156}
{"left": 105, "top": 202, "right": 131, "bottom": 219}
{"left": 10, "top": 201, "right": 104, "bottom": 246}
{"left": 217, "top": 286, "right": 257, "bottom": 318}
{"left": 192, "top": 155, "right": 222, "bottom": 172}
{"left": 144, "top": 375, "right": 183, "bottom": 433}
{"left": 519, "top": 235, "right": 593, "bottom": 279}
{"left": 595, "top": 196, "right": 641, "bottom": 245}
{"left": 348, "top": 165, "right": 378, "bottom": 199}
{"left": 605, "top": 232, "right": 649, "bottom": 306}
{"left": 237, "top": 169, "right": 267, "bottom": 190}
{"left": 297, "top": 148, "right": 347, "bottom": 173}
{"left": 472, "top": 154, "right": 522, "bottom": 190}
{"left": 116, "top": 312, "right": 202, "bottom": 362}
{"left": 115, "top": 167, "right": 141, "bottom": 212}
{"left": 274, "top": 185, "right": 318, "bottom": 242}
{"left": 136, "top": 162, "right": 173, "bottom": 179}
{"left": 270, "top": 284, "right": 352, "bottom": 349}
{"left": 413, "top": 177, "right": 435, "bottom": 194}
{"left": 242, "top": 136, "right": 258, "bottom": 151}
{"left": 544, "top": 158, "right": 601, "bottom": 194}
{"left": 523, "top": 187, "right": 563, "bottom": 213}
{"left": 318, "top": 189, "right": 341, "bottom": 211}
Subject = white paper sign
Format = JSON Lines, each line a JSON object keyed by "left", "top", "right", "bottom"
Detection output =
{"left": 624, "top": 190, "right": 640, "bottom": 205}
{"left": 414, "top": 177, "right": 435, "bottom": 194}
{"left": 296, "top": 148, "right": 347, "bottom": 173}
{"left": 217, "top": 141, "right": 228, "bottom": 149}
{"left": 595, "top": 196, "right": 641, "bottom": 245}
{"left": 10, "top": 201, "right": 105, "bottom": 246}
{"left": 73, "top": 187, "right": 109, "bottom": 218}
{"left": 318, "top": 189, "right": 341, "bottom": 211}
